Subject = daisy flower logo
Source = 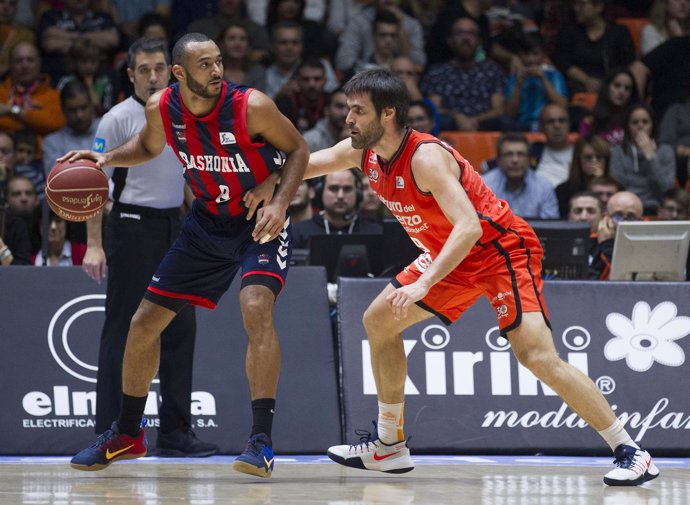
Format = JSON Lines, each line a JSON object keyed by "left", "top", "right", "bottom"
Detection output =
{"left": 604, "top": 301, "right": 690, "bottom": 372}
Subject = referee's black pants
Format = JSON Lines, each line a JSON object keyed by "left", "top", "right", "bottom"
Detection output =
{"left": 95, "top": 203, "right": 196, "bottom": 435}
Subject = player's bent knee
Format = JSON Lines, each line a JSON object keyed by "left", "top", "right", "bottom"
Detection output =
{"left": 129, "top": 299, "right": 176, "bottom": 336}
{"left": 240, "top": 288, "right": 274, "bottom": 313}
{"left": 362, "top": 304, "right": 383, "bottom": 330}
{"left": 240, "top": 285, "right": 276, "bottom": 328}
{"left": 516, "top": 349, "right": 561, "bottom": 379}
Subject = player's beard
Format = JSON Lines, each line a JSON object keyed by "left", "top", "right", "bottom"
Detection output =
{"left": 351, "top": 120, "right": 384, "bottom": 150}
{"left": 187, "top": 73, "right": 221, "bottom": 99}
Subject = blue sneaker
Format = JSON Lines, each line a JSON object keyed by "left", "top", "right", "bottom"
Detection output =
{"left": 70, "top": 421, "right": 148, "bottom": 471}
{"left": 232, "top": 433, "right": 274, "bottom": 478}
{"left": 603, "top": 444, "right": 660, "bottom": 486}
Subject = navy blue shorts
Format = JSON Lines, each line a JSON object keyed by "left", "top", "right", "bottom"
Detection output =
{"left": 147, "top": 201, "right": 292, "bottom": 309}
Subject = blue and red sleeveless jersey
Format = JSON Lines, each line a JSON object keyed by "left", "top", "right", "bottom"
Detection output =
{"left": 159, "top": 81, "right": 285, "bottom": 217}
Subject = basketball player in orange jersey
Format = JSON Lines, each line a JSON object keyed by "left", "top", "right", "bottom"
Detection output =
{"left": 305, "top": 69, "right": 658, "bottom": 486}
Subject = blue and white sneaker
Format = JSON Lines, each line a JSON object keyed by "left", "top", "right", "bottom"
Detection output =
{"left": 604, "top": 445, "right": 660, "bottom": 486}
{"left": 232, "top": 433, "right": 274, "bottom": 478}
{"left": 327, "top": 422, "right": 414, "bottom": 474}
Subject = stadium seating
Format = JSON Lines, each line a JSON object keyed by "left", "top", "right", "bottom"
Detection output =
{"left": 618, "top": 17, "right": 648, "bottom": 57}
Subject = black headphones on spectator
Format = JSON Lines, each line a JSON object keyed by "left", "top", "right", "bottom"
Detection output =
{"left": 313, "top": 168, "right": 364, "bottom": 210}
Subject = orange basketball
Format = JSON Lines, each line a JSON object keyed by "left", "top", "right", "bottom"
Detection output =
{"left": 45, "top": 159, "right": 109, "bottom": 222}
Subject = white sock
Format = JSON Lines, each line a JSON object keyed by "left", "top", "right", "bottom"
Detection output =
{"left": 598, "top": 418, "right": 639, "bottom": 452}
{"left": 377, "top": 401, "right": 404, "bottom": 444}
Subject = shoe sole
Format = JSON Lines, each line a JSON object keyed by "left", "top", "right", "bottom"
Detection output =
{"left": 327, "top": 450, "right": 414, "bottom": 474}
{"left": 232, "top": 460, "right": 272, "bottom": 478}
{"left": 70, "top": 451, "right": 147, "bottom": 471}
{"left": 603, "top": 468, "right": 660, "bottom": 487}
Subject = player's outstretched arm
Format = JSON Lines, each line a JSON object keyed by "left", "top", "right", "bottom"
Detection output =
{"left": 246, "top": 89, "right": 310, "bottom": 241}
{"left": 57, "top": 92, "right": 168, "bottom": 169}
{"left": 242, "top": 138, "right": 363, "bottom": 216}
{"left": 306, "top": 138, "right": 363, "bottom": 179}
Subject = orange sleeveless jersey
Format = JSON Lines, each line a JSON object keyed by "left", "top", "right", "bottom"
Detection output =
{"left": 361, "top": 129, "right": 548, "bottom": 330}
{"left": 361, "top": 129, "right": 514, "bottom": 260}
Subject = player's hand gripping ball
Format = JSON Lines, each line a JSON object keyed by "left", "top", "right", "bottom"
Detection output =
{"left": 45, "top": 159, "right": 108, "bottom": 222}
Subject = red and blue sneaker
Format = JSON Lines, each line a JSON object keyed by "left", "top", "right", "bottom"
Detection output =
{"left": 232, "top": 433, "right": 274, "bottom": 478}
{"left": 70, "top": 421, "right": 148, "bottom": 471}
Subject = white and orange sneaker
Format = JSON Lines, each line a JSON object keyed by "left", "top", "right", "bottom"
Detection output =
{"left": 327, "top": 422, "right": 414, "bottom": 474}
{"left": 603, "top": 445, "right": 660, "bottom": 486}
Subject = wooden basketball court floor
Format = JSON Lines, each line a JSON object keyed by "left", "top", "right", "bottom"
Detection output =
{"left": 2, "top": 455, "right": 689, "bottom": 504}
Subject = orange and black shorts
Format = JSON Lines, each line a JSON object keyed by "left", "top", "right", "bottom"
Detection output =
{"left": 393, "top": 217, "right": 550, "bottom": 335}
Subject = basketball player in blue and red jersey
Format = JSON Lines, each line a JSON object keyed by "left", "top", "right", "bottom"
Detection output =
{"left": 304, "top": 69, "right": 659, "bottom": 486}
{"left": 58, "top": 33, "right": 309, "bottom": 478}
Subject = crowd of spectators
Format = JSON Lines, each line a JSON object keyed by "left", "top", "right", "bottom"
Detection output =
{"left": 0, "top": 0, "right": 689, "bottom": 281}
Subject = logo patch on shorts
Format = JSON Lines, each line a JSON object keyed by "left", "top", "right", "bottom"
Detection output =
{"left": 258, "top": 254, "right": 270, "bottom": 265}
{"left": 492, "top": 290, "right": 513, "bottom": 303}
{"left": 496, "top": 304, "right": 509, "bottom": 319}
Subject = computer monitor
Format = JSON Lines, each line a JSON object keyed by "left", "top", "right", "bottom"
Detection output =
{"left": 381, "top": 218, "right": 420, "bottom": 277}
{"left": 527, "top": 220, "right": 591, "bottom": 280}
{"left": 308, "top": 234, "right": 383, "bottom": 283}
{"left": 610, "top": 221, "right": 690, "bottom": 281}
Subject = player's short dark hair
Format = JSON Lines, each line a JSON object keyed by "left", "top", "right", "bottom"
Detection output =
{"left": 343, "top": 68, "right": 409, "bottom": 128}
{"left": 128, "top": 37, "right": 170, "bottom": 69}
{"left": 172, "top": 32, "right": 211, "bottom": 67}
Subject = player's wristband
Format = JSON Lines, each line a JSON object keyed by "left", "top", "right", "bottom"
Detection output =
{"left": 0, "top": 246, "right": 11, "bottom": 260}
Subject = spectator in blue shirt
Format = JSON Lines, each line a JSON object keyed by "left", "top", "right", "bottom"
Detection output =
{"left": 504, "top": 32, "right": 568, "bottom": 132}
{"left": 483, "top": 132, "right": 559, "bottom": 219}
